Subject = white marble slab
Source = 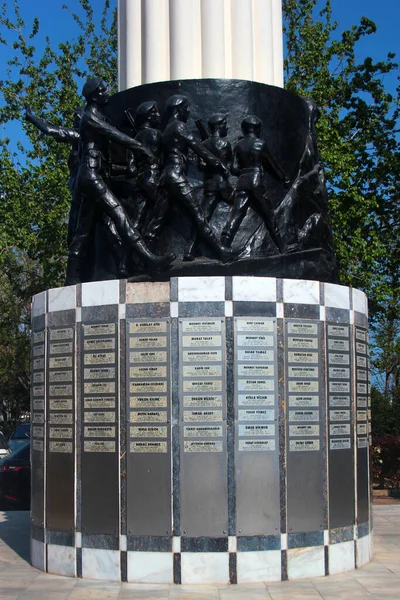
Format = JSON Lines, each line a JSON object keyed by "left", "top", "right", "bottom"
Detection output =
{"left": 81, "top": 280, "right": 119, "bottom": 307}
{"left": 280, "top": 533, "right": 287, "bottom": 550}
{"left": 225, "top": 301, "right": 233, "bottom": 317}
{"left": 237, "top": 550, "right": 281, "bottom": 583}
{"left": 283, "top": 279, "right": 320, "bottom": 305}
{"left": 127, "top": 551, "right": 173, "bottom": 583}
{"left": 276, "top": 302, "right": 284, "bottom": 318}
{"left": 287, "top": 545, "right": 325, "bottom": 579}
{"left": 120, "top": 535, "right": 127, "bottom": 552}
{"left": 47, "top": 543, "right": 75, "bottom": 577}
{"left": 178, "top": 276, "right": 225, "bottom": 302}
{"left": 329, "top": 540, "right": 355, "bottom": 574}
{"left": 353, "top": 288, "right": 367, "bottom": 316}
{"left": 48, "top": 285, "right": 76, "bottom": 312}
{"left": 170, "top": 301, "right": 178, "bottom": 317}
{"left": 31, "top": 538, "right": 45, "bottom": 571}
{"left": 126, "top": 281, "right": 170, "bottom": 304}
{"left": 172, "top": 537, "right": 181, "bottom": 553}
{"left": 118, "top": 303, "right": 126, "bottom": 319}
{"left": 232, "top": 276, "right": 277, "bottom": 302}
{"left": 228, "top": 536, "right": 237, "bottom": 552}
{"left": 82, "top": 548, "right": 120, "bottom": 581}
{"left": 324, "top": 283, "right": 350, "bottom": 309}
{"left": 75, "top": 532, "right": 82, "bottom": 548}
{"left": 181, "top": 552, "right": 229, "bottom": 584}
{"left": 32, "top": 291, "right": 47, "bottom": 318}
{"left": 356, "top": 534, "right": 370, "bottom": 567}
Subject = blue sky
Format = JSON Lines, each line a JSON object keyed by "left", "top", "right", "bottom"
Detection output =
{"left": 0, "top": 0, "right": 398, "bottom": 145}
{"left": 1, "top": 0, "right": 399, "bottom": 81}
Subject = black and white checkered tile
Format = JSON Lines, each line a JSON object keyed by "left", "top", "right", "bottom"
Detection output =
{"left": 30, "top": 277, "right": 371, "bottom": 583}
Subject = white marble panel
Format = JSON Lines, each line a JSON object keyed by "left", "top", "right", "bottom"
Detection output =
{"left": 31, "top": 538, "right": 45, "bottom": 571}
{"left": 228, "top": 536, "right": 237, "bottom": 552}
{"left": 324, "top": 530, "right": 329, "bottom": 545}
{"left": 127, "top": 551, "right": 173, "bottom": 583}
{"left": 170, "top": 302, "right": 179, "bottom": 317}
{"left": 232, "top": 276, "right": 276, "bottom": 302}
{"left": 287, "top": 545, "right": 325, "bottom": 579}
{"left": 324, "top": 283, "right": 350, "bottom": 309}
{"left": 120, "top": 535, "right": 127, "bottom": 552}
{"left": 329, "top": 540, "right": 355, "bottom": 574}
{"left": 75, "top": 532, "right": 82, "bottom": 548}
{"left": 280, "top": 533, "right": 287, "bottom": 550}
{"left": 356, "top": 534, "right": 370, "bottom": 567}
{"left": 276, "top": 302, "right": 284, "bottom": 318}
{"left": 181, "top": 552, "right": 229, "bottom": 584}
{"left": 118, "top": 303, "right": 126, "bottom": 320}
{"left": 178, "top": 276, "right": 225, "bottom": 302}
{"left": 319, "top": 306, "right": 326, "bottom": 321}
{"left": 126, "top": 281, "right": 170, "bottom": 304}
{"left": 353, "top": 288, "right": 367, "bottom": 315}
{"left": 237, "top": 550, "right": 281, "bottom": 583}
{"left": 225, "top": 301, "right": 233, "bottom": 317}
{"left": 81, "top": 280, "right": 119, "bottom": 307}
{"left": 47, "top": 544, "right": 75, "bottom": 577}
{"left": 172, "top": 537, "right": 181, "bottom": 553}
{"left": 283, "top": 279, "right": 319, "bottom": 305}
{"left": 48, "top": 285, "right": 76, "bottom": 313}
{"left": 76, "top": 307, "right": 82, "bottom": 322}
{"left": 32, "top": 291, "right": 47, "bottom": 318}
{"left": 82, "top": 548, "right": 120, "bottom": 581}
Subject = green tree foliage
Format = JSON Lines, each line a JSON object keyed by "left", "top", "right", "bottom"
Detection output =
{"left": 283, "top": 0, "right": 399, "bottom": 409}
{"left": 0, "top": 0, "right": 116, "bottom": 419}
{"left": 0, "top": 0, "right": 398, "bottom": 421}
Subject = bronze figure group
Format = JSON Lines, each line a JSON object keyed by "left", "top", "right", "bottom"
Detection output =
{"left": 26, "top": 77, "right": 327, "bottom": 284}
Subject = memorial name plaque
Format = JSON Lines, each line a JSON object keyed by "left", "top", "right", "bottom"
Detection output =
{"left": 127, "top": 318, "right": 170, "bottom": 459}
{"left": 46, "top": 324, "right": 75, "bottom": 533}
{"left": 82, "top": 320, "right": 119, "bottom": 533}
{"left": 326, "top": 320, "right": 352, "bottom": 453}
{"left": 354, "top": 326, "right": 371, "bottom": 523}
{"left": 235, "top": 317, "right": 279, "bottom": 535}
{"left": 180, "top": 318, "right": 227, "bottom": 537}
{"left": 286, "top": 320, "right": 323, "bottom": 532}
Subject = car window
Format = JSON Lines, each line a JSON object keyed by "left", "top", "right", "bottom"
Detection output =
{"left": 0, "top": 433, "right": 8, "bottom": 450}
{"left": 10, "top": 424, "right": 30, "bottom": 439}
{"left": 16, "top": 443, "right": 30, "bottom": 461}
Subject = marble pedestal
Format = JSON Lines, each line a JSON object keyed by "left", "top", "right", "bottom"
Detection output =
{"left": 30, "top": 277, "right": 372, "bottom": 583}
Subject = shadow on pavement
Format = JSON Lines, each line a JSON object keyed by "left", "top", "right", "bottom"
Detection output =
{"left": 0, "top": 511, "right": 30, "bottom": 562}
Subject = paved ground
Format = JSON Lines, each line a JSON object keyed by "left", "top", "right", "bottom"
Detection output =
{"left": 0, "top": 507, "right": 399, "bottom": 599}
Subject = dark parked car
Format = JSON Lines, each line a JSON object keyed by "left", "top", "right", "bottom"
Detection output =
{"left": 0, "top": 441, "right": 30, "bottom": 510}
{"left": 0, "top": 432, "right": 11, "bottom": 459}
{"left": 8, "top": 423, "right": 30, "bottom": 452}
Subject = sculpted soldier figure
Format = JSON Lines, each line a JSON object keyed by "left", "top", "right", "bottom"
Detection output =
{"left": 145, "top": 95, "right": 234, "bottom": 261}
{"left": 65, "top": 78, "right": 174, "bottom": 285}
{"left": 201, "top": 113, "right": 233, "bottom": 220}
{"left": 132, "top": 100, "right": 163, "bottom": 230}
{"left": 221, "top": 115, "right": 285, "bottom": 252}
{"left": 25, "top": 105, "right": 83, "bottom": 246}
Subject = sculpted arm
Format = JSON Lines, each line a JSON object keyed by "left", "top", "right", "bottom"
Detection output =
{"left": 25, "top": 105, "right": 79, "bottom": 144}
{"left": 84, "top": 111, "right": 152, "bottom": 158}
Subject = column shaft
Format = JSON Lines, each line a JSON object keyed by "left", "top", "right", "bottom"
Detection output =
{"left": 201, "top": 0, "right": 225, "bottom": 78}
{"left": 142, "top": 0, "right": 170, "bottom": 84}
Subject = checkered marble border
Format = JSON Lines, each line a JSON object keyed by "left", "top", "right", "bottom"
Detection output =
{"left": 31, "top": 277, "right": 371, "bottom": 583}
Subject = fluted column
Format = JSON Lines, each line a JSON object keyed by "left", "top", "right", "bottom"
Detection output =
{"left": 118, "top": 0, "right": 284, "bottom": 89}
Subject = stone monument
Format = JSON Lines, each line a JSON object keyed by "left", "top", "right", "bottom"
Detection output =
{"left": 29, "top": 0, "right": 372, "bottom": 584}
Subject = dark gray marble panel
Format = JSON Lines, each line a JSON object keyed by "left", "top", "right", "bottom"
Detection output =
{"left": 325, "top": 307, "right": 350, "bottom": 324}
{"left": 288, "top": 530, "right": 324, "bottom": 548}
{"left": 127, "top": 536, "right": 171, "bottom": 551}
{"left": 233, "top": 301, "right": 276, "bottom": 317}
{"left": 126, "top": 303, "right": 170, "bottom": 318}
{"left": 237, "top": 535, "right": 280, "bottom": 551}
{"left": 46, "top": 530, "right": 74, "bottom": 547}
{"left": 284, "top": 304, "right": 320, "bottom": 319}
{"left": 178, "top": 302, "right": 225, "bottom": 317}
{"left": 82, "top": 533, "right": 119, "bottom": 549}
{"left": 181, "top": 537, "right": 228, "bottom": 552}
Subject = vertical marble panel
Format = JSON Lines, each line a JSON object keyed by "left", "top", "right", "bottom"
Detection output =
{"left": 180, "top": 317, "right": 228, "bottom": 537}
{"left": 81, "top": 311, "right": 119, "bottom": 535}
{"left": 46, "top": 313, "right": 75, "bottom": 532}
{"left": 126, "top": 318, "right": 171, "bottom": 535}
{"left": 355, "top": 326, "right": 369, "bottom": 524}
{"left": 234, "top": 317, "right": 279, "bottom": 535}
{"left": 285, "top": 320, "right": 324, "bottom": 533}
{"left": 31, "top": 315, "right": 46, "bottom": 530}
{"left": 326, "top": 323, "right": 355, "bottom": 529}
